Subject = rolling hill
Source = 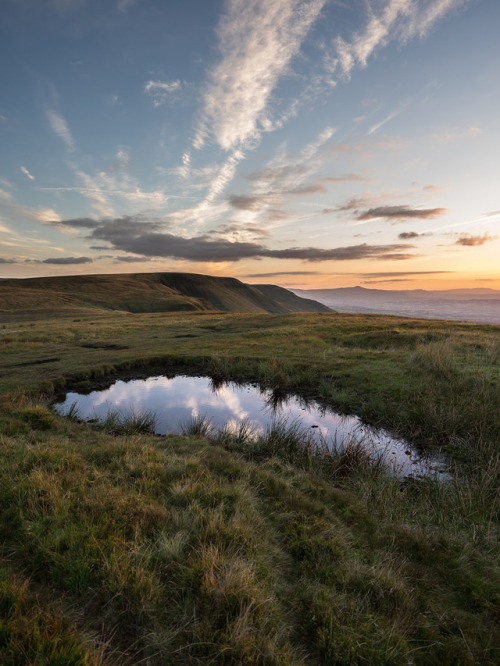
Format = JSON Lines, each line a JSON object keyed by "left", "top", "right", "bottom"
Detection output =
{"left": 0, "top": 272, "right": 331, "bottom": 316}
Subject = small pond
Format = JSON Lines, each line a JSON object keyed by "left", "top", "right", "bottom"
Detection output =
{"left": 53, "top": 374, "right": 447, "bottom": 479}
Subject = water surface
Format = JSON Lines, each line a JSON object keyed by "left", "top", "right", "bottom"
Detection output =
{"left": 54, "top": 374, "right": 447, "bottom": 478}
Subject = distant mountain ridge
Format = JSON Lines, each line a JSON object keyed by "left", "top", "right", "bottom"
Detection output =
{"left": 0, "top": 272, "right": 331, "bottom": 316}
{"left": 292, "top": 286, "right": 500, "bottom": 324}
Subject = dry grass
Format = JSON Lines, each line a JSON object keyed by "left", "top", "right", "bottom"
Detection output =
{"left": 0, "top": 310, "right": 499, "bottom": 662}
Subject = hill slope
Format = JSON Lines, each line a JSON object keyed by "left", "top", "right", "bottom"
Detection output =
{"left": 0, "top": 272, "right": 330, "bottom": 315}
{"left": 253, "top": 283, "right": 331, "bottom": 313}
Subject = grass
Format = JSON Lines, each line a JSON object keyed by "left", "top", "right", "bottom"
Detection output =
{"left": 0, "top": 309, "right": 499, "bottom": 662}
{"left": 93, "top": 408, "right": 158, "bottom": 436}
{"left": 183, "top": 415, "right": 388, "bottom": 480}
{"left": 0, "top": 271, "right": 330, "bottom": 316}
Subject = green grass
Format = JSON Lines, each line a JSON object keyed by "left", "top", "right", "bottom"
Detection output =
{"left": 0, "top": 309, "right": 499, "bottom": 663}
{"left": 0, "top": 271, "right": 330, "bottom": 316}
{"left": 80, "top": 407, "right": 158, "bottom": 436}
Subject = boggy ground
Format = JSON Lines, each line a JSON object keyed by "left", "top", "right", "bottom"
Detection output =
{"left": 0, "top": 310, "right": 499, "bottom": 664}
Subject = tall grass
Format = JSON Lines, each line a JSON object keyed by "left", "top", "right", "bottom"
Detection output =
{"left": 95, "top": 407, "right": 157, "bottom": 435}
{"left": 404, "top": 341, "right": 500, "bottom": 448}
{"left": 182, "top": 414, "right": 388, "bottom": 480}
{"left": 181, "top": 413, "right": 213, "bottom": 438}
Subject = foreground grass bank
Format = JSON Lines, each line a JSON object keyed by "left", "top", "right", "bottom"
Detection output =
{"left": 0, "top": 310, "right": 499, "bottom": 663}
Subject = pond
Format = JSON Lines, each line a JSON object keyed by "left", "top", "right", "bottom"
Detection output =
{"left": 53, "top": 374, "right": 447, "bottom": 479}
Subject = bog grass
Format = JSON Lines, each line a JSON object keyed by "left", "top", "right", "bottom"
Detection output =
{"left": 0, "top": 310, "right": 499, "bottom": 663}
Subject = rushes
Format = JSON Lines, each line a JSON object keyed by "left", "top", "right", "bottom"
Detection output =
{"left": 54, "top": 401, "right": 158, "bottom": 435}
{"left": 182, "top": 414, "right": 388, "bottom": 480}
{"left": 95, "top": 408, "right": 157, "bottom": 435}
{"left": 181, "top": 414, "right": 213, "bottom": 438}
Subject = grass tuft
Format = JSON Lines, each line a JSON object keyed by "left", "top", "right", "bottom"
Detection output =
{"left": 96, "top": 408, "right": 157, "bottom": 435}
{"left": 181, "top": 414, "right": 213, "bottom": 438}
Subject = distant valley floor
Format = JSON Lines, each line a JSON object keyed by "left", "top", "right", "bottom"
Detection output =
{"left": 293, "top": 287, "right": 500, "bottom": 325}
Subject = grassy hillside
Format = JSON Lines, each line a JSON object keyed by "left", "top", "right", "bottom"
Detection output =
{"left": 252, "top": 283, "right": 331, "bottom": 313}
{"left": 0, "top": 309, "right": 499, "bottom": 663}
{"left": 0, "top": 272, "right": 330, "bottom": 316}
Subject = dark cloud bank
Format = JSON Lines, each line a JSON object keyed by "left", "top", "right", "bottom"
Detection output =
{"left": 39, "top": 257, "right": 93, "bottom": 265}
{"left": 51, "top": 216, "right": 416, "bottom": 263}
{"left": 357, "top": 206, "right": 447, "bottom": 221}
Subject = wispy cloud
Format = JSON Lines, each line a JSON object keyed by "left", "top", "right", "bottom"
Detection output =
{"left": 434, "top": 211, "right": 500, "bottom": 235}
{"left": 20, "top": 166, "right": 35, "bottom": 181}
{"left": 208, "top": 222, "right": 270, "bottom": 241}
{"left": 224, "top": 126, "right": 337, "bottom": 225}
{"left": 0, "top": 200, "right": 62, "bottom": 226}
{"left": 204, "top": 150, "right": 245, "bottom": 204}
{"left": 178, "top": 152, "right": 191, "bottom": 179}
{"left": 243, "top": 271, "right": 322, "bottom": 277}
{"left": 455, "top": 233, "right": 497, "bottom": 247}
{"left": 360, "top": 271, "right": 450, "bottom": 278}
{"left": 247, "top": 164, "right": 310, "bottom": 184}
{"left": 289, "top": 183, "right": 327, "bottom": 196}
{"left": 228, "top": 193, "right": 280, "bottom": 211}
{"left": 323, "top": 173, "right": 371, "bottom": 183}
{"left": 144, "top": 80, "right": 182, "bottom": 107}
{"left": 0, "top": 177, "right": 13, "bottom": 191}
{"left": 40, "top": 145, "right": 171, "bottom": 217}
{"left": 35, "top": 208, "right": 62, "bottom": 223}
{"left": 327, "top": 0, "right": 468, "bottom": 81}
{"left": 432, "top": 126, "right": 481, "bottom": 142}
{"left": 367, "top": 99, "right": 412, "bottom": 135}
{"left": 194, "top": 0, "right": 327, "bottom": 151}
{"left": 362, "top": 278, "right": 413, "bottom": 284}
{"left": 45, "top": 109, "right": 76, "bottom": 151}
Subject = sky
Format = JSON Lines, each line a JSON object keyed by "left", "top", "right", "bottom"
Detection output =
{"left": 1, "top": 0, "right": 499, "bottom": 290}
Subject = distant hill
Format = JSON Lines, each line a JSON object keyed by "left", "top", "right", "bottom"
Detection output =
{"left": 250, "top": 283, "right": 332, "bottom": 313}
{"left": 292, "top": 286, "right": 500, "bottom": 324}
{"left": 0, "top": 272, "right": 330, "bottom": 316}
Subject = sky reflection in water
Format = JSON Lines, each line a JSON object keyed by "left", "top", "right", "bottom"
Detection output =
{"left": 54, "top": 375, "right": 446, "bottom": 478}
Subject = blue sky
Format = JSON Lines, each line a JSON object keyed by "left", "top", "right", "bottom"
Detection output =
{"left": 1, "top": 0, "right": 499, "bottom": 289}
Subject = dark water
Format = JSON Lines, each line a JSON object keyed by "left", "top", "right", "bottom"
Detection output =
{"left": 53, "top": 374, "right": 447, "bottom": 478}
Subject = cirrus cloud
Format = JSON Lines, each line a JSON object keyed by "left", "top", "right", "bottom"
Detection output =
{"left": 144, "top": 80, "right": 182, "bottom": 107}
{"left": 45, "top": 109, "right": 76, "bottom": 152}
{"left": 193, "top": 0, "right": 327, "bottom": 151}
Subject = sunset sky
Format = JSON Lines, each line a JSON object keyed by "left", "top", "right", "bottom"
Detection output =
{"left": 1, "top": 0, "right": 499, "bottom": 289}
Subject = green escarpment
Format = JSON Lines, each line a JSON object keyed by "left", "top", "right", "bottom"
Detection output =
{"left": 0, "top": 272, "right": 331, "bottom": 315}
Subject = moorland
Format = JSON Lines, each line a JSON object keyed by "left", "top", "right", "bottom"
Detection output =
{"left": 0, "top": 272, "right": 499, "bottom": 664}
